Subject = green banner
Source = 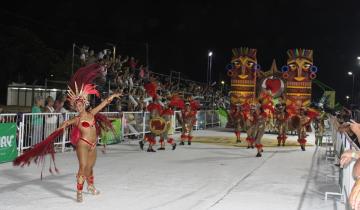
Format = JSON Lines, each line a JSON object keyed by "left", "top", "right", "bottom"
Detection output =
{"left": 0, "top": 123, "right": 18, "bottom": 163}
{"left": 217, "top": 109, "right": 228, "bottom": 128}
{"left": 324, "top": 91, "right": 336, "bottom": 108}
{"left": 100, "top": 119, "right": 122, "bottom": 145}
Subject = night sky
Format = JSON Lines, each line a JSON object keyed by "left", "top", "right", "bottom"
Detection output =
{"left": 1, "top": 0, "right": 360, "bottom": 105}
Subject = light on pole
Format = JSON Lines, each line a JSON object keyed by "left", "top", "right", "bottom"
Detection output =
{"left": 357, "top": 56, "right": 360, "bottom": 60}
{"left": 221, "top": 80, "right": 225, "bottom": 92}
{"left": 348, "top": 71, "right": 355, "bottom": 104}
{"left": 207, "top": 51, "right": 213, "bottom": 85}
{"left": 346, "top": 95, "right": 350, "bottom": 104}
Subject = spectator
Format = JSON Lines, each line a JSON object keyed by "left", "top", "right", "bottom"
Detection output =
{"left": 341, "top": 121, "right": 360, "bottom": 210}
{"left": 0, "top": 107, "right": 4, "bottom": 123}
{"left": 31, "top": 96, "right": 44, "bottom": 145}
{"left": 44, "top": 96, "right": 58, "bottom": 137}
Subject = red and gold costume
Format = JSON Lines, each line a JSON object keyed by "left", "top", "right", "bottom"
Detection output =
{"left": 274, "top": 100, "right": 288, "bottom": 146}
{"left": 144, "top": 100, "right": 163, "bottom": 152}
{"left": 227, "top": 47, "right": 259, "bottom": 105}
{"left": 179, "top": 100, "right": 199, "bottom": 145}
{"left": 254, "top": 105, "right": 267, "bottom": 157}
{"left": 230, "top": 104, "right": 244, "bottom": 143}
{"left": 13, "top": 64, "right": 118, "bottom": 202}
{"left": 244, "top": 104, "right": 256, "bottom": 149}
{"left": 158, "top": 105, "right": 176, "bottom": 150}
{"left": 281, "top": 49, "right": 319, "bottom": 150}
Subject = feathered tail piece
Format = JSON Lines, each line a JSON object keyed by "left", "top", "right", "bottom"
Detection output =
{"left": 13, "top": 128, "right": 64, "bottom": 179}
{"left": 94, "top": 113, "right": 115, "bottom": 137}
{"left": 95, "top": 113, "right": 116, "bottom": 153}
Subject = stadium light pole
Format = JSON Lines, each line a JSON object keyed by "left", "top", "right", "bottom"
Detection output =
{"left": 207, "top": 51, "right": 213, "bottom": 85}
{"left": 348, "top": 71, "right": 355, "bottom": 104}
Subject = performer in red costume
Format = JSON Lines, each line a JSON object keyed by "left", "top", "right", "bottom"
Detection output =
{"left": 230, "top": 104, "right": 244, "bottom": 143}
{"left": 158, "top": 100, "right": 177, "bottom": 150}
{"left": 13, "top": 63, "right": 121, "bottom": 202}
{"left": 179, "top": 98, "right": 199, "bottom": 146}
{"left": 274, "top": 96, "right": 288, "bottom": 146}
{"left": 254, "top": 104, "right": 267, "bottom": 157}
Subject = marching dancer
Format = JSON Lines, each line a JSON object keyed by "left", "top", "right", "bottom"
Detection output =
{"left": 179, "top": 98, "right": 199, "bottom": 145}
{"left": 230, "top": 104, "right": 244, "bottom": 143}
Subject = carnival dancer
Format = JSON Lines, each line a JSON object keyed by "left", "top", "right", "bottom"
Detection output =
{"left": 13, "top": 63, "right": 121, "bottom": 202}
{"left": 297, "top": 106, "right": 318, "bottom": 151}
{"left": 179, "top": 98, "right": 199, "bottom": 145}
{"left": 230, "top": 104, "right": 244, "bottom": 143}
{"left": 139, "top": 81, "right": 161, "bottom": 152}
{"left": 245, "top": 104, "right": 256, "bottom": 149}
{"left": 314, "top": 110, "right": 326, "bottom": 146}
{"left": 275, "top": 97, "right": 288, "bottom": 146}
{"left": 158, "top": 100, "right": 177, "bottom": 150}
{"left": 254, "top": 103, "right": 267, "bottom": 157}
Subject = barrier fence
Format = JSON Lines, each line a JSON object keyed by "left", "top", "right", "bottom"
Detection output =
{"left": 0, "top": 110, "right": 220, "bottom": 155}
{"left": 325, "top": 115, "right": 359, "bottom": 208}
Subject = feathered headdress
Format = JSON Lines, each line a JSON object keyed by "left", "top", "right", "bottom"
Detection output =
{"left": 168, "top": 95, "right": 185, "bottom": 109}
{"left": 67, "top": 63, "right": 103, "bottom": 106}
{"left": 144, "top": 82, "right": 158, "bottom": 100}
{"left": 232, "top": 47, "right": 257, "bottom": 60}
{"left": 286, "top": 49, "right": 313, "bottom": 62}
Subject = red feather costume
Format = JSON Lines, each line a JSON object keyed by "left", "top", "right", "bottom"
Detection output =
{"left": 13, "top": 63, "right": 114, "bottom": 179}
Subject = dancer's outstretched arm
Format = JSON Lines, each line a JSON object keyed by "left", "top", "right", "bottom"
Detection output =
{"left": 90, "top": 93, "right": 122, "bottom": 115}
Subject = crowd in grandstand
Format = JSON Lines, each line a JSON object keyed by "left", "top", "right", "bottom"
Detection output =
{"left": 76, "top": 45, "right": 229, "bottom": 113}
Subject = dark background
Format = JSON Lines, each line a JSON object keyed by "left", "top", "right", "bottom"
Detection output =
{"left": 1, "top": 0, "right": 360, "bottom": 105}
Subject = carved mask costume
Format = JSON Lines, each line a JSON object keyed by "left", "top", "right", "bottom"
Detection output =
{"left": 227, "top": 47, "right": 260, "bottom": 105}
{"left": 281, "top": 49, "right": 318, "bottom": 107}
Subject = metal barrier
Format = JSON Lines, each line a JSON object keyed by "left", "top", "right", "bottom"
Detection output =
{"left": 325, "top": 115, "right": 359, "bottom": 208}
{"left": 3, "top": 110, "right": 220, "bottom": 155}
{"left": 0, "top": 113, "right": 18, "bottom": 123}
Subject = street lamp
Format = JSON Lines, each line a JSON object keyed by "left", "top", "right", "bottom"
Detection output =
{"left": 346, "top": 95, "right": 350, "bottom": 104}
{"left": 348, "top": 71, "right": 355, "bottom": 104}
{"left": 357, "top": 56, "right": 360, "bottom": 60}
{"left": 221, "top": 80, "right": 225, "bottom": 92}
{"left": 207, "top": 51, "right": 213, "bottom": 85}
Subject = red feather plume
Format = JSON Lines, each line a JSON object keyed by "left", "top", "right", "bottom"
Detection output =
{"left": 13, "top": 128, "right": 64, "bottom": 179}
{"left": 168, "top": 96, "right": 185, "bottom": 109}
{"left": 69, "top": 63, "right": 103, "bottom": 91}
{"left": 144, "top": 82, "right": 158, "bottom": 100}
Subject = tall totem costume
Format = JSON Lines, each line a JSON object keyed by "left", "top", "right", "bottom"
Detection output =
{"left": 281, "top": 49, "right": 319, "bottom": 151}
{"left": 227, "top": 47, "right": 260, "bottom": 143}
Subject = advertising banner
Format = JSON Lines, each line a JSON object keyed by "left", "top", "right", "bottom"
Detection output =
{"left": 0, "top": 123, "right": 17, "bottom": 163}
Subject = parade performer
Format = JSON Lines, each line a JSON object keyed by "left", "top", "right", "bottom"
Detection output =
{"left": 274, "top": 96, "right": 288, "bottom": 146}
{"left": 158, "top": 100, "right": 177, "bottom": 150}
{"left": 253, "top": 104, "right": 267, "bottom": 157}
{"left": 314, "top": 110, "right": 326, "bottom": 146}
{"left": 281, "top": 49, "right": 319, "bottom": 151}
{"left": 13, "top": 63, "right": 121, "bottom": 202}
{"left": 179, "top": 98, "right": 199, "bottom": 145}
{"left": 245, "top": 103, "right": 256, "bottom": 149}
{"left": 230, "top": 104, "right": 244, "bottom": 143}
{"left": 140, "top": 81, "right": 162, "bottom": 152}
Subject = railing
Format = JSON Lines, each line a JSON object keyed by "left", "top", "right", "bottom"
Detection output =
{"left": 0, "top": 110, "right": 220, "bottom": 155}
{"left": 325, "top": 115, "right": 359, "bottom": 208}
